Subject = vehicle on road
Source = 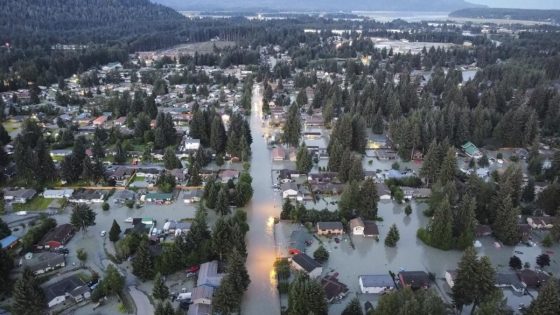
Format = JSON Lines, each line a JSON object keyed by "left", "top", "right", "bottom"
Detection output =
{"left": 100, "top": 231, "right": 106, "bottom": 237}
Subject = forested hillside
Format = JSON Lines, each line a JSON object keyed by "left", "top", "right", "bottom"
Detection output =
{"left": 0, "top": 0, "right": 186, "bottom": 50}
{"left": 450, "top": 8, "right": 560, "bottom": 23}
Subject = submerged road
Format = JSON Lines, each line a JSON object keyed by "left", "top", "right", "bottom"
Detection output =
{"left": 241, "top": 84, "right": 281, "bottom": 314}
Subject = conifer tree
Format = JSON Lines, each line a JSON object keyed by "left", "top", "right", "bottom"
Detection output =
{"left": 493, "top": 194, "right": 520, "bottom": 245}
{"left": 438, "top": 147, "right": 457, "bottom": 184}
{"left": 11, "top": 268, "right": 47, "bottom": 315}
{"left": 132, "top": 239, "right": 154, "bottom": 281}
{"left": 109, "top": 219, "right": 121, "bottom": 242}
{"left": 216, "top": 186, "right": 230, "bottom": 215}
{"left": 358, "top": 178, "right": 379, "bottom": 219}
{"left": 152, "top": 272, "right": 170, "bottom": 301}
{"left": 385, "top": 224, "right": 400, "bottom": 247}
{"left": 342, "top": 297, "right": 363, "bottom": 315}
{"left": 420, "top": 140, "right": 440, "bottom": 185}
{"left": 283, "top": 103, "right": 302, "bottom": 147}
{"left": 526, "top": 278, "right": 560, "bottom": 315}
{"left": 429, "top": 197, "right": 454, "bottom": 250}
{"left": 295, "top": 144, "right": 313, "bottom": 173}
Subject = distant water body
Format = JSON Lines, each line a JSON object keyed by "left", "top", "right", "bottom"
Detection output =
{"left": 353, "top": 11, "right": 450, "bottom": 22}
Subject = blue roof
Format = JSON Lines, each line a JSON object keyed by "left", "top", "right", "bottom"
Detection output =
{"left": 0, "top": 235, "right": 18, "bottom": 249}
{"left": 387, "top": 169, "right": 412, "bottom": 179}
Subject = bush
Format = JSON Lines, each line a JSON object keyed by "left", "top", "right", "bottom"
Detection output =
{"left": 313, "top": 246, "right": 329, "bottom": 263}
{"left": 102, "top": 203, "right": 110, "bottom": 211}
{"left": 416, "top": 228, "right": 431, "bottom": 245}
{"left": 125, "top": 200, "right": 135, "bottom": 209}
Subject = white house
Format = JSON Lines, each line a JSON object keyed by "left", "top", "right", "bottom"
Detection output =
{"left": 359, "top": 275, "right": 395, "bottom": 294}
{"left": 376, "top": 183, "right": 392, "bottom": 200}
{"left": 191, "top": 286, "right": 213, "bottom": 305}
{"left": 291, "top": 253, "right": 322, "bottom": 278}
{"left": 43, "top": 275, "right": 90, "bottom": 308}
{"left": 43, "top": 189, "right": 74, "bottom": 199}
{"left": 350, "top": 217, "right": 365, "bottom": 235}
{"left": 281, "top": 182, "right": 298, "bottom": 199}
{"left": 182, "top": 138, "right": 201, "bottom": 151}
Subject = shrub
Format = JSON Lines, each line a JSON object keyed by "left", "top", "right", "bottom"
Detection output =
{"left": 102, "top": 202, "right": 110, "bottom": 211}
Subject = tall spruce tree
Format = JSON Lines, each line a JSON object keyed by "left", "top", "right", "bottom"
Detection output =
{"left": 295, "top": 144, "right": 313, "bottom": 174}
{"left": 342, "top": 297, "right": 363, "bottom": 315}
{"left": 358, "top": 178, "right": 379, "bottom": 219}
{"left": 493, "top": 194, "right": 520, "bottom": 245}
{"left": 438, "top": 147, "right": 457, "bottom": 184}
{"left": 288, "top": 273, "right": 327, "bottom": 315}
{"left": 152, "top": 273, "right": 170, "bottom": 301}
{"left": 526, "top": 278, "right": 560, "bottom": 315}
{"left": 283, "top": 103, "right": 302, "bottom": 147}
{"left": 132, "top": 239, "right": 154, "bottom": 281}
{"left": 11, "top": 268, "right": 47, "bottom": 315}
{"left": 429, "top": 197, "right": 454, "bottom": 250}
{"left": 109, "top": 219, "right": 121, "bottom": 242}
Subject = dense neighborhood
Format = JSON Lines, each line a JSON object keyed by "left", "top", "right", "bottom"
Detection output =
{"left": 1, "top": 1, "right": 560, "bottom": 315}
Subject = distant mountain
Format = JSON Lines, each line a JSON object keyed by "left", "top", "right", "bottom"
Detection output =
{"left": 152, "top": 0, "right": 484, "bottom": 12}
{"left": 450, "top": 8, "right": 560, "bottom": 23}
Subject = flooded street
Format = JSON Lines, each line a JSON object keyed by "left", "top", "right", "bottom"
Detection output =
{"left": 241, "top": 84, "right": 282, "bottom": 314}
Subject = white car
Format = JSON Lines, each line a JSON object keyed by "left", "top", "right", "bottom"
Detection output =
{"left": 100, "top": 231, "right": 106, "bottom": 237}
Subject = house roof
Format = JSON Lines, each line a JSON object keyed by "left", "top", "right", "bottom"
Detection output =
{"left": 187, "top": 303, "right": 212, "bottom": 315}
{"left": 317, "top": 222, "right": 343, "bottom": 231}
{"left": 145, "top": 193, "right": 173, "bottom": 201}
{"left": 321, "top": 275, "right": 348, "bottom": 300}
{"left": 281, "top": 182, "right": 298, "bottom": 192}
{"left": 71, "top": 189, "right": 106, "bottom": 200}
{"left": 399, "top": 271, "right": 430, "bottom": 288}
{"left": 0, "top": 235, "right": 18, "bottom": 249}
{"left": 496, "top": 272, "right": 523, "bottom": 290}
{"left": 517, "top": 269, "right": 550, "bottom": 288}
{"left": 461, "top": 142, "right": 479, "bottom": 156}
{"left": 359, "top": 275, "right": 395, "bottom": 288}
{"left": 3, "top": 188, "right": 36, "bottom": 199}
{"left": 292, "top": 253, "right": 321, "bottom": 273}
{"left": 26, "top": 252, "right": 65, "bottom": 273}
{"left": 375, "top": 183, "right": 391, "bottom": 195}
{"left": 197, "top": 260, "right": 223, "bottom": 287}
{"left": 191, "top": 285, "right": 214, "bottom": 301}
{"left": 363, "top": 221, "right": 379, "bottom": 236}
{"left": 42, "top": 275, "right": 87, "bottom": 303}
{"left": 349, "top": 218, "right": 364, "bottom": 230}
{"left": 40, "top": 224, "right": 74, "bottom": 246}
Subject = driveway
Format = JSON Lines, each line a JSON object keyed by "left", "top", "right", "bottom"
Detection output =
{"left": 128, "top": 286, "right": 153, "bottom": 315}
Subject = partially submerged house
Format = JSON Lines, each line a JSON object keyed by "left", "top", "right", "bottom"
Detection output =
{"left": 291, "top": 253, "right": 322, "bottom": 278}
{"left": 461, "top": 142, "right": 482, "bottom": 159}
{"left": 359, "top": 275, "right": 396, "bottom": 294}
{"left": 321, "top": 275, "right": 349, "bottom": 302}
{"left": 316, "top": 222, "right": 344, "bottom": 236}
{"left": 398, "top": 271, "right": 430, "bottom": 290}
{"left": 37, "top": 224, "right": 75, "bottom": 249}
{"left": 197, "top": 261, "right": 224, "bottom": 287}
{"left": 288, "top": 229, "right": 313, "bottom": 255}
{"left": 42, "top": 274, "right": 90, "bottom": 308}
{"left": 23, "top": 252, "right": 66, "bottom": 275}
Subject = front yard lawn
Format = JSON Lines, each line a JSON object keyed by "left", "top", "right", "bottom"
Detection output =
{"left": 13, "top": 196, "right": 55, "bottom": 211}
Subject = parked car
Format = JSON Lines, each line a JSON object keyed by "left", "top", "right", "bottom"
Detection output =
{"left": 100, "top": 231, "right": 106, "bottom": 237}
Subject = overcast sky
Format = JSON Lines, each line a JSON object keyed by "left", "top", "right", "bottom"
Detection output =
{"left": 469, "top": 0, "right": 560, "bottom": 10}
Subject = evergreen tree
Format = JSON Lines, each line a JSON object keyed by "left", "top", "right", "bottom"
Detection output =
{"left": 114, "top": 140, "right": 127, "bottom": 164}
{"left": 212, "top": 217, "right": 232, "bottom": 262}
{"left": 338, "top": 181, "right": 360, "bottom": 220}
{"left": 288, "top": 273, "right": 327, "bottom": 315}
{"left": 493, "top": 194, "right": 520, "bottom": 246}
{"left": 226, "top": 249, "right": 250, "bottom": 293}
{"left": 70, "top": 204, "right": 96, "bottom": 234}
{"left": 438, "top": 147, "right": 457, "bottom": 184}
{"left": 132, "top": 239, "right": 155, "bottom": 281}
{"left": 342, "top": 297, "right": 363, "bottom": 315}
{"left": 405, "top": 204, "right": 412, "bottom": 216}
{"left": 521, "top": 178, "right": 535, "bottom": 202}
{"left": 210, "top": 116, "right": 227, "bottom": 153}
{"left": 526, "top": 278, "right": 560, "bottom": 315}
{"left": 109, "top": 219, "right": 121, "bottom": 242}
{"left": 11, "top": 268, "right": 47, "bottom": 315}
{"left": 420, "top": 140, "right": 441, "bottom": 185}
{"left": 152, "top": 273, "right": 170, "bottom": 301}
{"left": 328, "top": 140, "right": 344, "bottom": 172}
{"left": 283, "top": 103, "right": 302, "bottom": 147}
{"left": 213, "top": 274, "right": 240, "bottom": 314}
{"left": 453, "top": 248, "right": 497, "bottom": 313}
{"left": 429, "top": 197, "right": 454, "bottom": 250}
{"left": 216, "top": 186, "right": 230, "bottom": 215}
{"left": 358, "top": 178, "right": 379, "bottom": 219}
{"left": 385, "top": 224, "right": 400, "bottom": 247}
{"left": 295, "top": 144, "right": 313, "bottom": 174}
{"left": 0, "top": 248, "right": 14, "bottom": 295}
{"left": 373, "top": 288, "right": 446, "bottom": 315}
{"left": 0, "top": 217, "right": 11, "bottom": 239}
{"left": 163, "top": 147, "right": 181, "bottom": 170}
{"left": 455, "top": 196, "right": 477, "bottom": 249}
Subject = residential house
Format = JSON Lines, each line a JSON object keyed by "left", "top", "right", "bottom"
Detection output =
{"left": 144, "top": 193, "right": 173, "bottom": 204}
{"left": 108, "top": 167, "right": 135, "bottom": 186}
{"left": 517, "top": 269, "right": 549, "bottom": 289}
{"left": 181, "top": 138, "right": 201, "bottom": 152}
{"left": 359, "top": 275, "right": 396, "bottom": 294}
{"left": 462, "top": 142, "right": 482, "bottom": 159}
{"left": 43, "top": 189, "right": 74, "bottom": 199}
{"left": 308, "top": 172, "right": 338, "bottom": 183}
{"left": 310, "top": 182, "right": 344, "bottom": 196}
{"left": 272, "top": 146, "right": 286, "bottom": 161}
{"left": 363, "top": 221, "right": 380, "bottom": 238}
{"left": 495, "top": 272, "right": 525, "bottom": 293}
{"left": 183, "top": 189, "right": 203, "bottom": 203}
{"left": 316, "top": 222, "right": 344, "bottom": 236}
{"left": 42, "top": 275, "right": 90, "bottom": 308}
{"left": 197, "top": 261, "right": 224, "bottom": 287}
{"left": 187, "top": 304, "right": 212, "bottom": 315}
{"left": 168, "top": 168, "right": 186, "bottom": 183}
{"left": 114, "top": 190, "right": 136, "bottom": 204}
{"left": 37, "top": 224, "right": 75, "bottom": 249}
{"left": 305, "top": 114, "right": 324, "bottom": 128}
{"left": 291, "top": 253, "right": 322, "bottom": 278}
{"left": 375, "top": 149, "right": 398, "bottom": 160}
{"left": 0, "top": 235, "right": 19, "bottom": 250}
{"left": 92, "top": 115, "right": 108, "bottom": 127}
{"left": 526, "top": 217, "right": 554, "bottom": 230}
{"left": 3, "top": 188, "right": 37, "bottom": 204}
{"left": 135, "top": 168, "right": 162, "bottom": 179}
{"left": 350, "top": 218, "right": 365, "bottom": 235}
{"left": 321, "top": 275, "right": 349, "bottom": 302}
{"left": 398, "top": 271, "right": 430, "bottom": 289}
{"left": 191, "top": 286, "right": 213, "bottom": 305}
{"left": 24, "top": 252, "right": 66, "bottom": 275}
{"left": 376, "top": 183, "right": 392, "bottom": 200}
{"left": 218, "top": 169, "right": 239, "bottom": 184}
{"left": 68, "top": 190, "right": 106, "bottom": 204}
{"left": 367, "top": 135, "right": 389, "bottom": 149}
{"left": 281, "top": 182, "right": 299, "bottom": 200}
{"left": 401, "top": 187, "right": 431, "bottom": 199}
